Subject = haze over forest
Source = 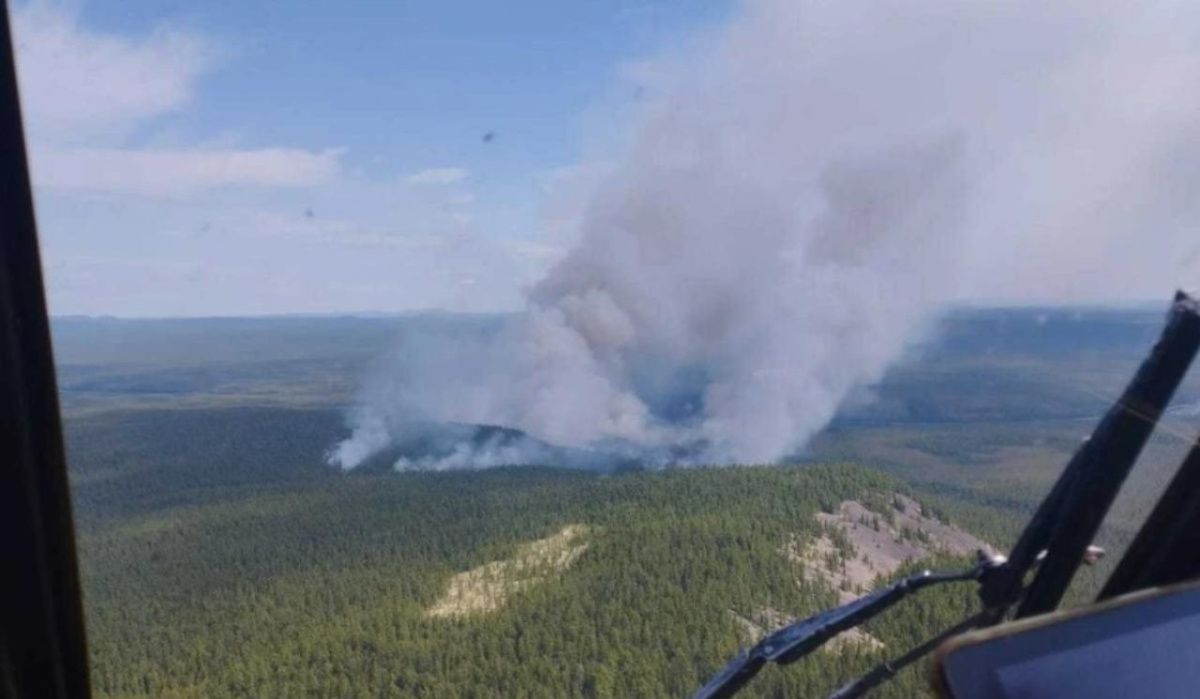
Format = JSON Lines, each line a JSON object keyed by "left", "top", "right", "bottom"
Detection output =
{"left": 56, "top": 306, "right": 1200, "bottom": 697}
{"left": 18, "top": 0, "right": 1200, "bottom": 696}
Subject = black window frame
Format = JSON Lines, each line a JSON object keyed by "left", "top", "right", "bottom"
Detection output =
{"left": 0, "top": 2, "right": 91, "bottom": 697}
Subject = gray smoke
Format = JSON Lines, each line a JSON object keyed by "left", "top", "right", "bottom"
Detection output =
{"left": 329, "top": 0, "right": 1200, "bottom": 471}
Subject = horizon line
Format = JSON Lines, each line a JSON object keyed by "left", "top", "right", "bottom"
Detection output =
{"left": 48, "top": 298, "right": 1181, "bottom": 322}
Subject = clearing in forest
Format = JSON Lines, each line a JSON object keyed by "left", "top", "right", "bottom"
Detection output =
{"left": 426, "top": 524, "right": 591, "bottom": 618}
{"left": 787, "top": 493, "right": 995, "bottom": 604}
{"left": 733, "top": 493, "right": 995, "bottom": 652}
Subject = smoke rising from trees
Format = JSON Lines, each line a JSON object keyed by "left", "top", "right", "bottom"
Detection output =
{"left": 330, "top": 0, "right": 1200, "bottom": 470}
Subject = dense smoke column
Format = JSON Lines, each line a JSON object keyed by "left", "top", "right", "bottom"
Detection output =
{"left": 331, "top": 0, "right": 1200, "bottom": 470}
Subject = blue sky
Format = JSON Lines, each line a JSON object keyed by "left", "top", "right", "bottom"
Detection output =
{"left": 86, "top": 2, "right": 717, "bottom": 176}
{"left": 12, "top": 0, "right": 732, "bottom": 316}
{"left": 14, "top": 0, "right": 1200, "bottom": 317}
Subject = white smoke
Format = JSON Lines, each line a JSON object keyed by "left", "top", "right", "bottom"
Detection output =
{"left": 330, "top": 0, "right": 1200, "bottom": 470}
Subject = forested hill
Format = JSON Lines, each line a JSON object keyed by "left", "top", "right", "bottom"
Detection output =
{"left": 59, "top": 305, "right": 1190, "bottom": 697}
{"left": 75, "top": 462, "right": 998, "bottom": 698}
{"left": 51, "top": 306, "right": 1197, "bottom": 422}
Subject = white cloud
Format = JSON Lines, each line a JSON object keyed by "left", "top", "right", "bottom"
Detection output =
{"left": 405, "top": 167, "right": 469, "bottom": 185}
{"left": 31, "top": 146, "right": 342, "bottom": 196}
{"left": 12, "top": 3, "right": 343, "bottom": 198}
{"left": 6, "top": 3, "right": 549, "bottom": 318}
{"left": 13, "top": 2, "right": 215, "bottom": 142}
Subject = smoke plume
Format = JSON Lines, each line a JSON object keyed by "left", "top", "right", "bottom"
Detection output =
{"left": 330, "top": 0, "right": 1200, "bottom": 470}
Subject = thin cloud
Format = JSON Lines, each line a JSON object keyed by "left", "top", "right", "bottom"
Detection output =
{"left": 12, "top": 2, "right": 216, "bottom": 142}
{"left": 406, "top": 167, "right": 469, "bottom": 185}
{"left": 11, "top": 3, "right": 530, "bottom": 317}
{"left": 32, "top": 146, "right": 343, "bottom": 196}
{"left": 13, "top": 3, "right": 342, "bottom": 197}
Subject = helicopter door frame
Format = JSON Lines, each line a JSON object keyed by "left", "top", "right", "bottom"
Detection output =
{"left": 0, "top": 2, "right": 92, "bottom": 697}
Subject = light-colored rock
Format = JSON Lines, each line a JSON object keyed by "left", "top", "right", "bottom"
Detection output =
{"left": 427, "top": 524, "right": 591, "bottom": 618}
{"left": 786, "top": 493, "right": 995, "bottom": 603}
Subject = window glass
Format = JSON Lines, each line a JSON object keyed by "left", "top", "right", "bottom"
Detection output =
{"left": 14, "top": 1, "right": 1200, "bottom": 697}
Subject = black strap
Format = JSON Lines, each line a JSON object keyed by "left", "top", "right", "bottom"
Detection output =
{"left": 693, "top": 564, "right": 987, "bottom": 699}
{"left": 1100, "top": 425, "right": 1200, "bottom": 599}
{"left": 1016, "top": 293, "right": 1200, "bottom": 617}
{"left": 825, "top": 612, "right": 988, "bottom": 699}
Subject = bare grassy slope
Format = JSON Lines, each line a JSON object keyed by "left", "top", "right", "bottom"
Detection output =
{"left": 789, "top": 494, "right": 993, "bottom": 603}
{"left": 427, "top": 524, "right": 592, "bottom": 618}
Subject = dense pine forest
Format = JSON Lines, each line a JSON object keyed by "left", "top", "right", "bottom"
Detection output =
{"left": 56, "top": 308, "right": 1199, "bottom": 697}
{"left": 72, "top": 448, "right": 994, "bottom": 698}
